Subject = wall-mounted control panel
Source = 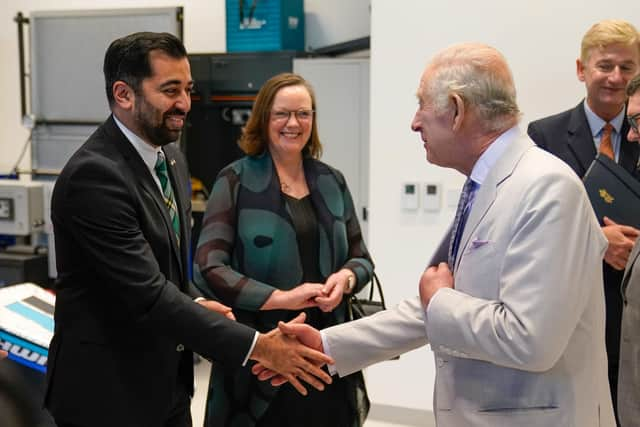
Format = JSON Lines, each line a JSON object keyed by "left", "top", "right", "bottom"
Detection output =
{"left": 402, "top": 183, "right": 419, "bottom": 210}
{"left": 0, "top": 181, "right": 44, "bottom": 236}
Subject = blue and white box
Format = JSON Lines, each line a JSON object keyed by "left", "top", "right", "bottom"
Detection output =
{"left": 226, "top": 0, "right": 305, "bottom": 52}
{"left": 0, "top": 283, "right": 54, "bottom": 372}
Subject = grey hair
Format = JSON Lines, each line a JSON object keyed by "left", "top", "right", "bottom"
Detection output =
{"left": 425, "top": 43, "right": 520, "bottom": 132}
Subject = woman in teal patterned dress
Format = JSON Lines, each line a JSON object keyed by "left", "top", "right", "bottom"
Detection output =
{"left": 194, "top": 72, "right": 373, "bottom": 427}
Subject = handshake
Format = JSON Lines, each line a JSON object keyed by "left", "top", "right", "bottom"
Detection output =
{"left": 198, "top": 296, "right": 331, "bottom": 395}
{"left": 248, "top": 312, "right": 330, "bottom": 396}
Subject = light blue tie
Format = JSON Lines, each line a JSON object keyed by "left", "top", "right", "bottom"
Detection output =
{"left": 448, "top": 178, "right": 478, "bottom": 269}
{"left": 154, "top": 152, "right": 180, "bottom": 244}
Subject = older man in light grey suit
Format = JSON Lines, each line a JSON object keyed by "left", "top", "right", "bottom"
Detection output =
{"left": 617, "top": 74, "right": 640, "bottom": 427}
{"left": 255, "top": 43, "right": 614, "bottom": 427}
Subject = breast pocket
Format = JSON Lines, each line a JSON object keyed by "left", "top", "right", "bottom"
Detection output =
{"left": 455, "top": 238, "right": 500, "bottom": 299}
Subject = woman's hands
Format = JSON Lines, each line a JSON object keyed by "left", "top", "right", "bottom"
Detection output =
{"left": 261, "top": 269, "right": 356, "bottom": 312}
{"left": 262, "top": 283, "right": 325, "bottom": 310}
{"left": 316, "top": 269, "right": 354, "bottom": 312}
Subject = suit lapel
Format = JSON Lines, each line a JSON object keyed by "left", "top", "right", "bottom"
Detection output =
{"left": 105, "top": 116, "right": 185, "bottom": 280}
{"left": 454, "top": 133, "right": 533, "bottom": 272}
{"left": 622, "top": 241, "right": 640, "bottom": 297}
{"left": 618, "top": 111, "right": 640, "bottom": 175}
{"left": 567, "top": 103, "right": 597, "bottom": 176}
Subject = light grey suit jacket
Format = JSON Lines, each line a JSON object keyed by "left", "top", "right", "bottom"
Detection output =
{"left": 618, "top": 240, "right": 640, "bottom": 427}
{"left": 323, "top": 132, "right": 614, "bottom": 427}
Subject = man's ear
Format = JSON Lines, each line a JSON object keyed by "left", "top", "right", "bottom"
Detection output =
{"left": 451, "top": 93, "right": 465, "bottom": 132}
{"left": 112, "top": 81, "right": 135, "bottom": 110}
{"left": 576, "top": 58, "right": 586, "bottom": 82}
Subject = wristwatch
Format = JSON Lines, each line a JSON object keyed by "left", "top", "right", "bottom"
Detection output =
{"left": 346, "top": 273, "right": 356, "bottom": 293}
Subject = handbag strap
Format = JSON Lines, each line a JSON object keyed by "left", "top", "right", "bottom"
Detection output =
{"left": 367, "top": 272, "right": 387, "bottom": 309}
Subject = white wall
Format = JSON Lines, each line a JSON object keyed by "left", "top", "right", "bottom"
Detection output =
{"left": 366, "top": 0, "right": 640, "bottom": 413}
{"left": 0, "top": 0, "right": 370, "bottom": 175}
{"left": 0, "top": 0, "right": 214, "bottom": 175}
{"left": 304, "top": 0, "right": 370, "bottom": 50}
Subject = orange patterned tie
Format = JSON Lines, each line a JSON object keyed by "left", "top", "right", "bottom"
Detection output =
{"left": 599, "top": 122, "right": 614, "bottom": 160}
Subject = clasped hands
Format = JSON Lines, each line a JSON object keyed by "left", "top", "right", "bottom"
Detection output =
{"left": 263, "top": 269, "right": 354, "bottom": 313}
{"left": 251, "top": 312, "right": 327, "bottom": 392}
{"left": 250, "top": 263, "right": 456, "bottom": 393}
{"left": 247, "top": 269, "right": 353, "bottom": 395}
{"left": 198, "top": 298, "right": 334, "bottom": 396}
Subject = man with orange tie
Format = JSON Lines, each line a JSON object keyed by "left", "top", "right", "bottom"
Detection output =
{"left": 528, "top": 19, "right": 640, "bottom": 424}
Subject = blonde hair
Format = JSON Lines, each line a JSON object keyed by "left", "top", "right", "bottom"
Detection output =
{"left": 581, "top": 19, "right": 640, "bottom": 62}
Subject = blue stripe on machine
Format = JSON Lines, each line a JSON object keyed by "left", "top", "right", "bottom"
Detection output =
{"left": 5, "top": 301, "right": 54, "bottom": 332}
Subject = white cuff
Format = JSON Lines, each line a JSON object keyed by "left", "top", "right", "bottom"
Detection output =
{"left": 241, "top": 331, "right": 260, "bottom": 366}
{"left": 320, "top": 331, "right": 337, "bottom": 376}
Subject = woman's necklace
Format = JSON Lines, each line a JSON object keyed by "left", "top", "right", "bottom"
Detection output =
{"left": 277, "top": 167, "right": 305, "bottom": 196}
{"left": 280, "top": 180, "right": 292, "bottom": 193}
{"left": 273, "top": 155, "right": 306, "bottom": 196}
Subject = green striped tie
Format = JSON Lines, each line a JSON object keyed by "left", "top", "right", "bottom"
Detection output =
{"left": 154, "top": 152, "right": 180, "bottom": 244}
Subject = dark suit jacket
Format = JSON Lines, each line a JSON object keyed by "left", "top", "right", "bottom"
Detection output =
{"left": 45, "top": 116, "right": 256, "bottom": 427}
{"left": 527, "top": 101, "right": 640, "bottom": 381}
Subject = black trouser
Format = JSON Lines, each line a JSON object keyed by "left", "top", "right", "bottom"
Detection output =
{"left": 56, "top": 381, "right": 193, "bottom": 427}
{"left": 257, "top": 375, "right": 352, "bottom": 427}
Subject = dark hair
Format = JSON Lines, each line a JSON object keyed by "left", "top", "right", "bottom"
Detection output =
{"left": 238, "top": 72, "right": 322, "bottom": 158}
{"left": 103, "top": 32, "right": 187, "bottom": 106}
{"left": 627, "top": 74, "right": 640, "bottom": 97}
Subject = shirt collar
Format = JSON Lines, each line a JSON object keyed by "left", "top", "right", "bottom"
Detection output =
{"left": 113, "top": 115, "right": 162, "bottom": 171}
{"left": 469, "top": 125, "right": 520, "bottom": 186}
{"left": 583, "top": 99, "right": 625, "bottom": 135}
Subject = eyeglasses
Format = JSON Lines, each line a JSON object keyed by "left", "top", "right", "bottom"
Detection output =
{"left": 627, "top": 112, "right": 640, "bottom": 133}
{"left": 271, "top": 109, "right": 314, "bottom": 122}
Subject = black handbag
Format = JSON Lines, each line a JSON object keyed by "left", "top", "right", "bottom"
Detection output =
{"left": 348, "top": 272, "right": 387, "bottom": 320}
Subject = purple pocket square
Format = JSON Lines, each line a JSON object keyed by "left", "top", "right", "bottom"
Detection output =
{"left": 470, "top": 239, "right": 490, "bottom": 249}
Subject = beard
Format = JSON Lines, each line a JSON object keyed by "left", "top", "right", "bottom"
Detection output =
{"left": 134, "top": 96, "right": 187, "bottom": 146}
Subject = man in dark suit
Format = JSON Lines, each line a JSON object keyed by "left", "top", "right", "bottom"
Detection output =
{"left": 527, "top": 20, "right": 640, "bottom": 423}
{"left": 45, "top": 32, "right": 332, "bottom": 427}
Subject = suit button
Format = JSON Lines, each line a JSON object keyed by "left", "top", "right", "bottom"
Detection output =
{"left": 176, "top": 344, "right": 185, "bottom": 352}
{"left": 437, "top": 358, "right": 444, "bottom": 367}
